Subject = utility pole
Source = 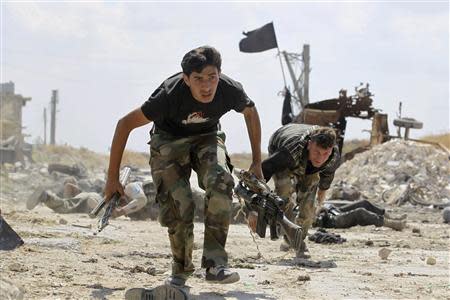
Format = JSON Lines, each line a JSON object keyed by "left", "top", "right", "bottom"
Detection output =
{"left": 50, "top": 90, "right": 58, "bottom": 145}
{"left": 43, "top": 108, "right": 47, "bottom": 145}
{"left": 281, "top": 44, "right": 311, "bottom": 111}
{"left": 302, "top": 44, "right": 310, "bottom": 104}
{"left": 282, "top": 51, "right": 303, "bottom": 105}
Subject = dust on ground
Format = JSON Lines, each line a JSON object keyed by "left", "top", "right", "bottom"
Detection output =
{"left": 1, "top": 201, "right": 449, "bottom": 300}
{"left": 1, "top": 140, "right": 450, "bottom": 300}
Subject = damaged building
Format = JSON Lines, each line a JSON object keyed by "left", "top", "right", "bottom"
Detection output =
{"left": 0, "top": 81, "right": 32, "bottom": 163}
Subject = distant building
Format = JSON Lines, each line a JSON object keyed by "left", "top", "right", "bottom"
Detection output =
{"left": 0, "top": 81, "right": 32, "bottom": 163}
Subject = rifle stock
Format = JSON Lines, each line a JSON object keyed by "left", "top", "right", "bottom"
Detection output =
{"left": 279, "top": 215, "right": 303, "bottom": 250}
{"left": 233, "top": 168, "right": 304, "bottom": 252}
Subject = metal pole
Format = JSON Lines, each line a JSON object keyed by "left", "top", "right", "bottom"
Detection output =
{"left": 50, "top": 90, "right": 58, "bottom": 145}
{"left": 282, "top": 50, "right": 303, "bottom": 108}
{"left": 277, "top": 48, "right": 287, "bottom": 88}
{"left": 302, "top": 44, "right": 310, "bottom": 104}
{"left": 43, "top": 108, "right": 47, "bottom": 145}
{"left": 396, "top": 102, "right": 402, "bottom": 137}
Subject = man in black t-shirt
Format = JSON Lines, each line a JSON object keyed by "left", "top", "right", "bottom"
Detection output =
{"left": 104, "top": 46, "right": 262, "bottom": 290}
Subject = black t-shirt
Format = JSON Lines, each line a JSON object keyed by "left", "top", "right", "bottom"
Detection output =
{"left": 141, "top": 72, "right": 254, "bottom": 137}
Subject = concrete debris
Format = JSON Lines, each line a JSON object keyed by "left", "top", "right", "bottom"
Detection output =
{"left": 297, "top": 274, "right": 311, "bottom": 281}
{"left": 48, "top": 163, "right": 88, "bottom": 179}
{"left": 378, "top": 248, "right": 392, "bottom": 260}
{"left": 426, "top": 257, "right": 436, "bottom": 265}
{"left": 293, "top": 258, "right": 337, "bottom": 268}
{"left": 1, "top": 155, "right": 218, "bottom": 222}
{"left": 365, "top": 240, "right": 374, "bottom": 246}
{"left": 129, "top": 265, "right": 157, "bottom": 275}
{"left": 443, "top": 207, "right": 450, "bottom": 223}
{"left": 330, "top": 183, "right": 361, "bottom": 200}
{"left": 8, "top": 263, "right": 29, "bottom": 272}
{"left": 333, "top": 140, "right": 450, "bottom": 207}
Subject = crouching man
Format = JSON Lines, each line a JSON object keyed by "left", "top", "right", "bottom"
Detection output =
{"left": 248, "top": 124, "right": 340, "bottom": 258}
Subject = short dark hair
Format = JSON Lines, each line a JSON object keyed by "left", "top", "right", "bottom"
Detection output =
{"left": 310, "top": 127, "right": 336, "bottom": 149}
{"left": 181, "top": 46, "right": 222, "bottom": 76}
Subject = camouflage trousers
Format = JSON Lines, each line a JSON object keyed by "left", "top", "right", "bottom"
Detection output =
{"left": 150, "top": 130, "right": 234, "bottom": 278}
{"left": 44, "top": 192, "right": 101, "bottom": 214}
{"left": 273, "top": 170, "right": 320, "bottom": 242}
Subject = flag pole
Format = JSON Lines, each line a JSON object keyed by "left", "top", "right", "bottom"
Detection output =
{"left": 277, "top": 48, "right": 287, "bottom": 89}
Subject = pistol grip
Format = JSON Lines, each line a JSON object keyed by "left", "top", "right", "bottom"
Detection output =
{"left": 256, "top": 206, "right": 267, "bottom": 238}
{"left": 269, "top": 222, "right": 279, "bottom": 240}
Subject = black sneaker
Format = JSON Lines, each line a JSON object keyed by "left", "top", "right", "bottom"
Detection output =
{"left": 205, "top": 266, "right": 240, "bottom": 284}
{"left": 124, "top": 285, "right": 188, "bottom": 300}
{"left": 164, "top": 275, "right": 187, "bottom": 288}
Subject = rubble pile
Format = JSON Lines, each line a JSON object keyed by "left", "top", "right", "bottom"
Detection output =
{"left": 333, "top": 139, "right": 450, "bottom": 206}
{"left": 1, "top": 159, "right": 209, "bottom": 222}
{"left": 1, "top": 161, "right": 105, "bottom": 204}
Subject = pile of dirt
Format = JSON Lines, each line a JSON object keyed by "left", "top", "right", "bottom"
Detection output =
{"left": 1, "top": 144, "right": 151, "bottom": 204}
{"left": 332, "top": 139, "right": 450, "bottom": 207}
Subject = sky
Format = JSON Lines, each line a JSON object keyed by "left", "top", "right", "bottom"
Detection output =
{"left": 1, "top": 1, "right": 449, "bottom": 155}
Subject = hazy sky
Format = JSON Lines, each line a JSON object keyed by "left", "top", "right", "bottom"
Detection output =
{"left": 2, "top": 1, "right": 449, "bottom": 155}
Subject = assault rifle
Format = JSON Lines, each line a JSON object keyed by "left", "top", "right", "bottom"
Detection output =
{"left": 233, "top": 168, "right": 304, "bottom": 252}
{"left": 90, "top": 167, "right": 131, "bottom": 233}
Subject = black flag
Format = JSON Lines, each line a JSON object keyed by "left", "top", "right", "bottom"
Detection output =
{"left": 239, "top": 22, "right": 278, "bottom": 53}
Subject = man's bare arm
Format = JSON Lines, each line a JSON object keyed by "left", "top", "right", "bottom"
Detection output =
{"left": 241, "top": 106, "right": 263, "bottom": 179}
{"left": 105, "top": 108, "right": 151, "bottom": 201}
{"left": 316, "top": 189, "right": 327, "bottom": 214}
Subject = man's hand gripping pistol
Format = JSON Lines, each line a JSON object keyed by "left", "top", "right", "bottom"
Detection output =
{"left": 90, "top": 167, "right": 131, "bottom": 233}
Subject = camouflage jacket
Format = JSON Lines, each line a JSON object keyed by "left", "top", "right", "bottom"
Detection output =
{"left": 268, "top": 123, "right": 340, "bottom": 190}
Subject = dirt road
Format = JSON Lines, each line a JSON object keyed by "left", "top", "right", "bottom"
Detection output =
{"left": 1, "top": 200, "right": 449, "bottom": 300}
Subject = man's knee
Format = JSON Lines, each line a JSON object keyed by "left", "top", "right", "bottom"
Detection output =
{"left": 205, "top": 195, "right": 232, "bottom": 221}
{"left": 158, "top": 204, "right": 179, "bottom": 228}
{"left": 167, "top": 221, "right": 194, "bottom": 236}
{"left": 203, "top": 165, "right": 234, "bottom": 198}
{"left": 352, "top": 207, "right": 369, "bottom": 217}
{"left": 275, "top": 183, "right": 292, "bottom": 201}
{"left": 274, "top": 172, "right": 293, "bottom": 201}
{"left": 158, "top": 189, "right": 195, "bottom": 227}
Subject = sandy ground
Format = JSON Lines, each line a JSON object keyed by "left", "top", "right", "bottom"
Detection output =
{"left": 1, "top": 199, "right": 449, "bottom": 300}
